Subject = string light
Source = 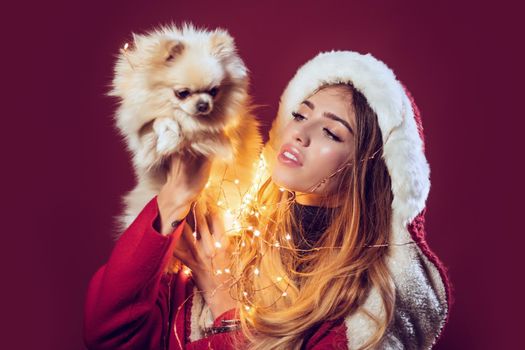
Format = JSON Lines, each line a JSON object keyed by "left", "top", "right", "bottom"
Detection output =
{"left": 178, "top": 151, "right": 413, "bottom": 327}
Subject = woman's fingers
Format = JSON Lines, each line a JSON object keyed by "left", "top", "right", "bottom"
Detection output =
{"left": 209, "top": 209, "right": 229, "bottom": 250}
{"left": 172, "top": 223, "right": 197, "bottom": 267}
{"left": 193, "top": 202, "right": 216, "bottom": 259}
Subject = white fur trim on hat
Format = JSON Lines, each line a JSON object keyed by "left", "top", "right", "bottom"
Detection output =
{"left": 270, "top": 50, "right": 429, "bottom": 229}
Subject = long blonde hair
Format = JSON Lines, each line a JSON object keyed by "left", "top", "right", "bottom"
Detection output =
{"left": 229, "top": 83, "right": 395, "bottom": 349}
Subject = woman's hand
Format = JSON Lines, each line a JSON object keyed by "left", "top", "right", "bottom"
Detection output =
{"left": 156, "top": 153, "right": 212, "bottom": 235}
{"left": 174, "top": 206, "right": 238, "bottom": 319}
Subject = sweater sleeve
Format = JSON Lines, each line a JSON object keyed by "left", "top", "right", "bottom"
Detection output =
{"left": 83, "top": 195, "right": 187, "bottom": 350}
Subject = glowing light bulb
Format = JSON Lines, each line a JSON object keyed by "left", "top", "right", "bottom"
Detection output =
{"left": 234, "top": 179, "right": 240, "bottom": 185}
{"left": 285, "top": 233, "right": 292, "bottom": 240}
{"left": 215, "top": 241, "right": 222, "bottom": 249}
{"left": 282, "top": 292, "right": 287, "bottom": 297}
{"left": 276, "top": 276, "right": 283, "bottom": 282}
{"left": 183, "top": 267, "right": 192, "bottom": 276}
{"left": 216, "top": 269, "right": 223, "bottom": 275}
{"left": 244, "top": 305, "right": 251, "bottom": 311}
{"left": 274, "top": 242, "right": 280, "bottom": 248}
{"left": 243, "top": 291, "right": 248, "bottom": 297}
{"left": 192, "top": 231, "right": 197, "bottom": 239}
{"left": 224, "top": 268, "right": 231, "bottom": 274}
{"left": 254, "top": 268, "right": 260, "bottom": 275}
{"left": 217, "top": 200, "right": 223, "bottom": 206}
{"left": 253, "top": 230, "right": 261, "bottom": 237}
{"left": 279, "top": 187, "right": 285, "bottom": 192}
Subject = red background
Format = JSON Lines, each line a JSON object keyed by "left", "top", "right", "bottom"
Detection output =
{"left": 3, "top": 1, "right": 523, "bottom": 349}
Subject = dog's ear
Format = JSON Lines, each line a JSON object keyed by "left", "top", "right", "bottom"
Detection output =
{"left": 164, "top": 39, "right": 185, "bottom": 62}
{"left": 210, "top": 29, "right": 235, "bottom": 58}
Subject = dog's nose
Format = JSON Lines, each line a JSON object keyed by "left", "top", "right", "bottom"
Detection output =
{"left": 196, "top": 101, "right": 210, "bottom": 113}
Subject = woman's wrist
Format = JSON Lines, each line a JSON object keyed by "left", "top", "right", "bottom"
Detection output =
{"left": 203, "top": 287, "right": 238, "bottom": 320}
{"left": 157, "top": 196, "right": 193, "bottom": 235}
{"left": 192, "top": 273, "right": 237, "bottom": 319}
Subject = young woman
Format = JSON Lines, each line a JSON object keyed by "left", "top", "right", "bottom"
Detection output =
{"left": 83, "top": 51, "right": 452, "bottom": 349}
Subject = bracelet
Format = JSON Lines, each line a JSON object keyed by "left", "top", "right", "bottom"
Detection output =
{"left": 203, "top": 319, "right": 241, "bottom": 337}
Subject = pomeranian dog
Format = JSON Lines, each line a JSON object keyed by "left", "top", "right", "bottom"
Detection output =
{"left": 108, "top": 23, "right": 262, "bottom": 241}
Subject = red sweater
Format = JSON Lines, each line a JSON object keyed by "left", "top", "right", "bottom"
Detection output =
{"left": 83, "top": 195, "right": 349, "bottom": 349}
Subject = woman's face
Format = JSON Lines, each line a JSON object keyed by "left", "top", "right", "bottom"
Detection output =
{"left": 271, "top": 85, "right": 357, "bottom": 206}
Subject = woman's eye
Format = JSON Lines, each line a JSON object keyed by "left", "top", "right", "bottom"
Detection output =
{"left": 323, "top": 128, "right": 342, "bottom": 142}
{"left": 292, "top": 112, "right": 305, "bottom": 121}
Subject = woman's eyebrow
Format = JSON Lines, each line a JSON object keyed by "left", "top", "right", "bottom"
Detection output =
{"left": 302, "top": 100, "right": 315, "bottom": 109}
{"left": 323, "top": 112, "right": 354, "bottom": 135}
{"left": 301, "top": 100, "right": 354, "bottom": 135}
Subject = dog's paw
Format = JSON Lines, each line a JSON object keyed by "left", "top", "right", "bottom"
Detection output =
{"left": 153, "top": 118, "right": 182, "bottom": 155}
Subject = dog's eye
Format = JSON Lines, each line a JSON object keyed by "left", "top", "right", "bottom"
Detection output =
{"left": 208, "top": 87, "right": 220, "bottom": 97}
{"left": 175, "top": 89, "right": 191, "bottom": 99}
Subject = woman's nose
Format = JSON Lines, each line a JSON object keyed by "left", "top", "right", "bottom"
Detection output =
{"left": 291, "top": 124, "right": 310, "bottom": 146}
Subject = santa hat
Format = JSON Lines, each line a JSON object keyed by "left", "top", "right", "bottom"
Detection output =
{"left": 263, "top": 51, "right": 452, "bottom": 349}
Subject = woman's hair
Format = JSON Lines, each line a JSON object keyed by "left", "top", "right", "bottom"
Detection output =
{"left": 229, "top": 83, "right": 395, "bottom": 349}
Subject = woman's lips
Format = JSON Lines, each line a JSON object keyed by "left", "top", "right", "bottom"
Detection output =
{"left": 278, "top": 144, "right": 303, "bottom": 167}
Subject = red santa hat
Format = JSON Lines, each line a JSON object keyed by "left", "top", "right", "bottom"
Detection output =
{"left": 263, "top": 50, "right": 452, "bottom": 349}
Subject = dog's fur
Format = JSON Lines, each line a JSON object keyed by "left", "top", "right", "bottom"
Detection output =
{"left": 108, "top": 23, "right": 262, "bottom": 241}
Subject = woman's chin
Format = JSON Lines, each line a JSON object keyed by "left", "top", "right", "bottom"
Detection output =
{"left": 271, "top": 171, "right": 304, "bottom": 193}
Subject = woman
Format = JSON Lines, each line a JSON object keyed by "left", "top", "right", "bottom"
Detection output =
{"left": 83, "top": 51, "right": 451, "bottom": 349}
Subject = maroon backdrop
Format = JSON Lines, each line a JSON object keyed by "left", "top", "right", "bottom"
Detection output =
{"left": 4, "top": 1, "right": 523, "bottom": 349}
